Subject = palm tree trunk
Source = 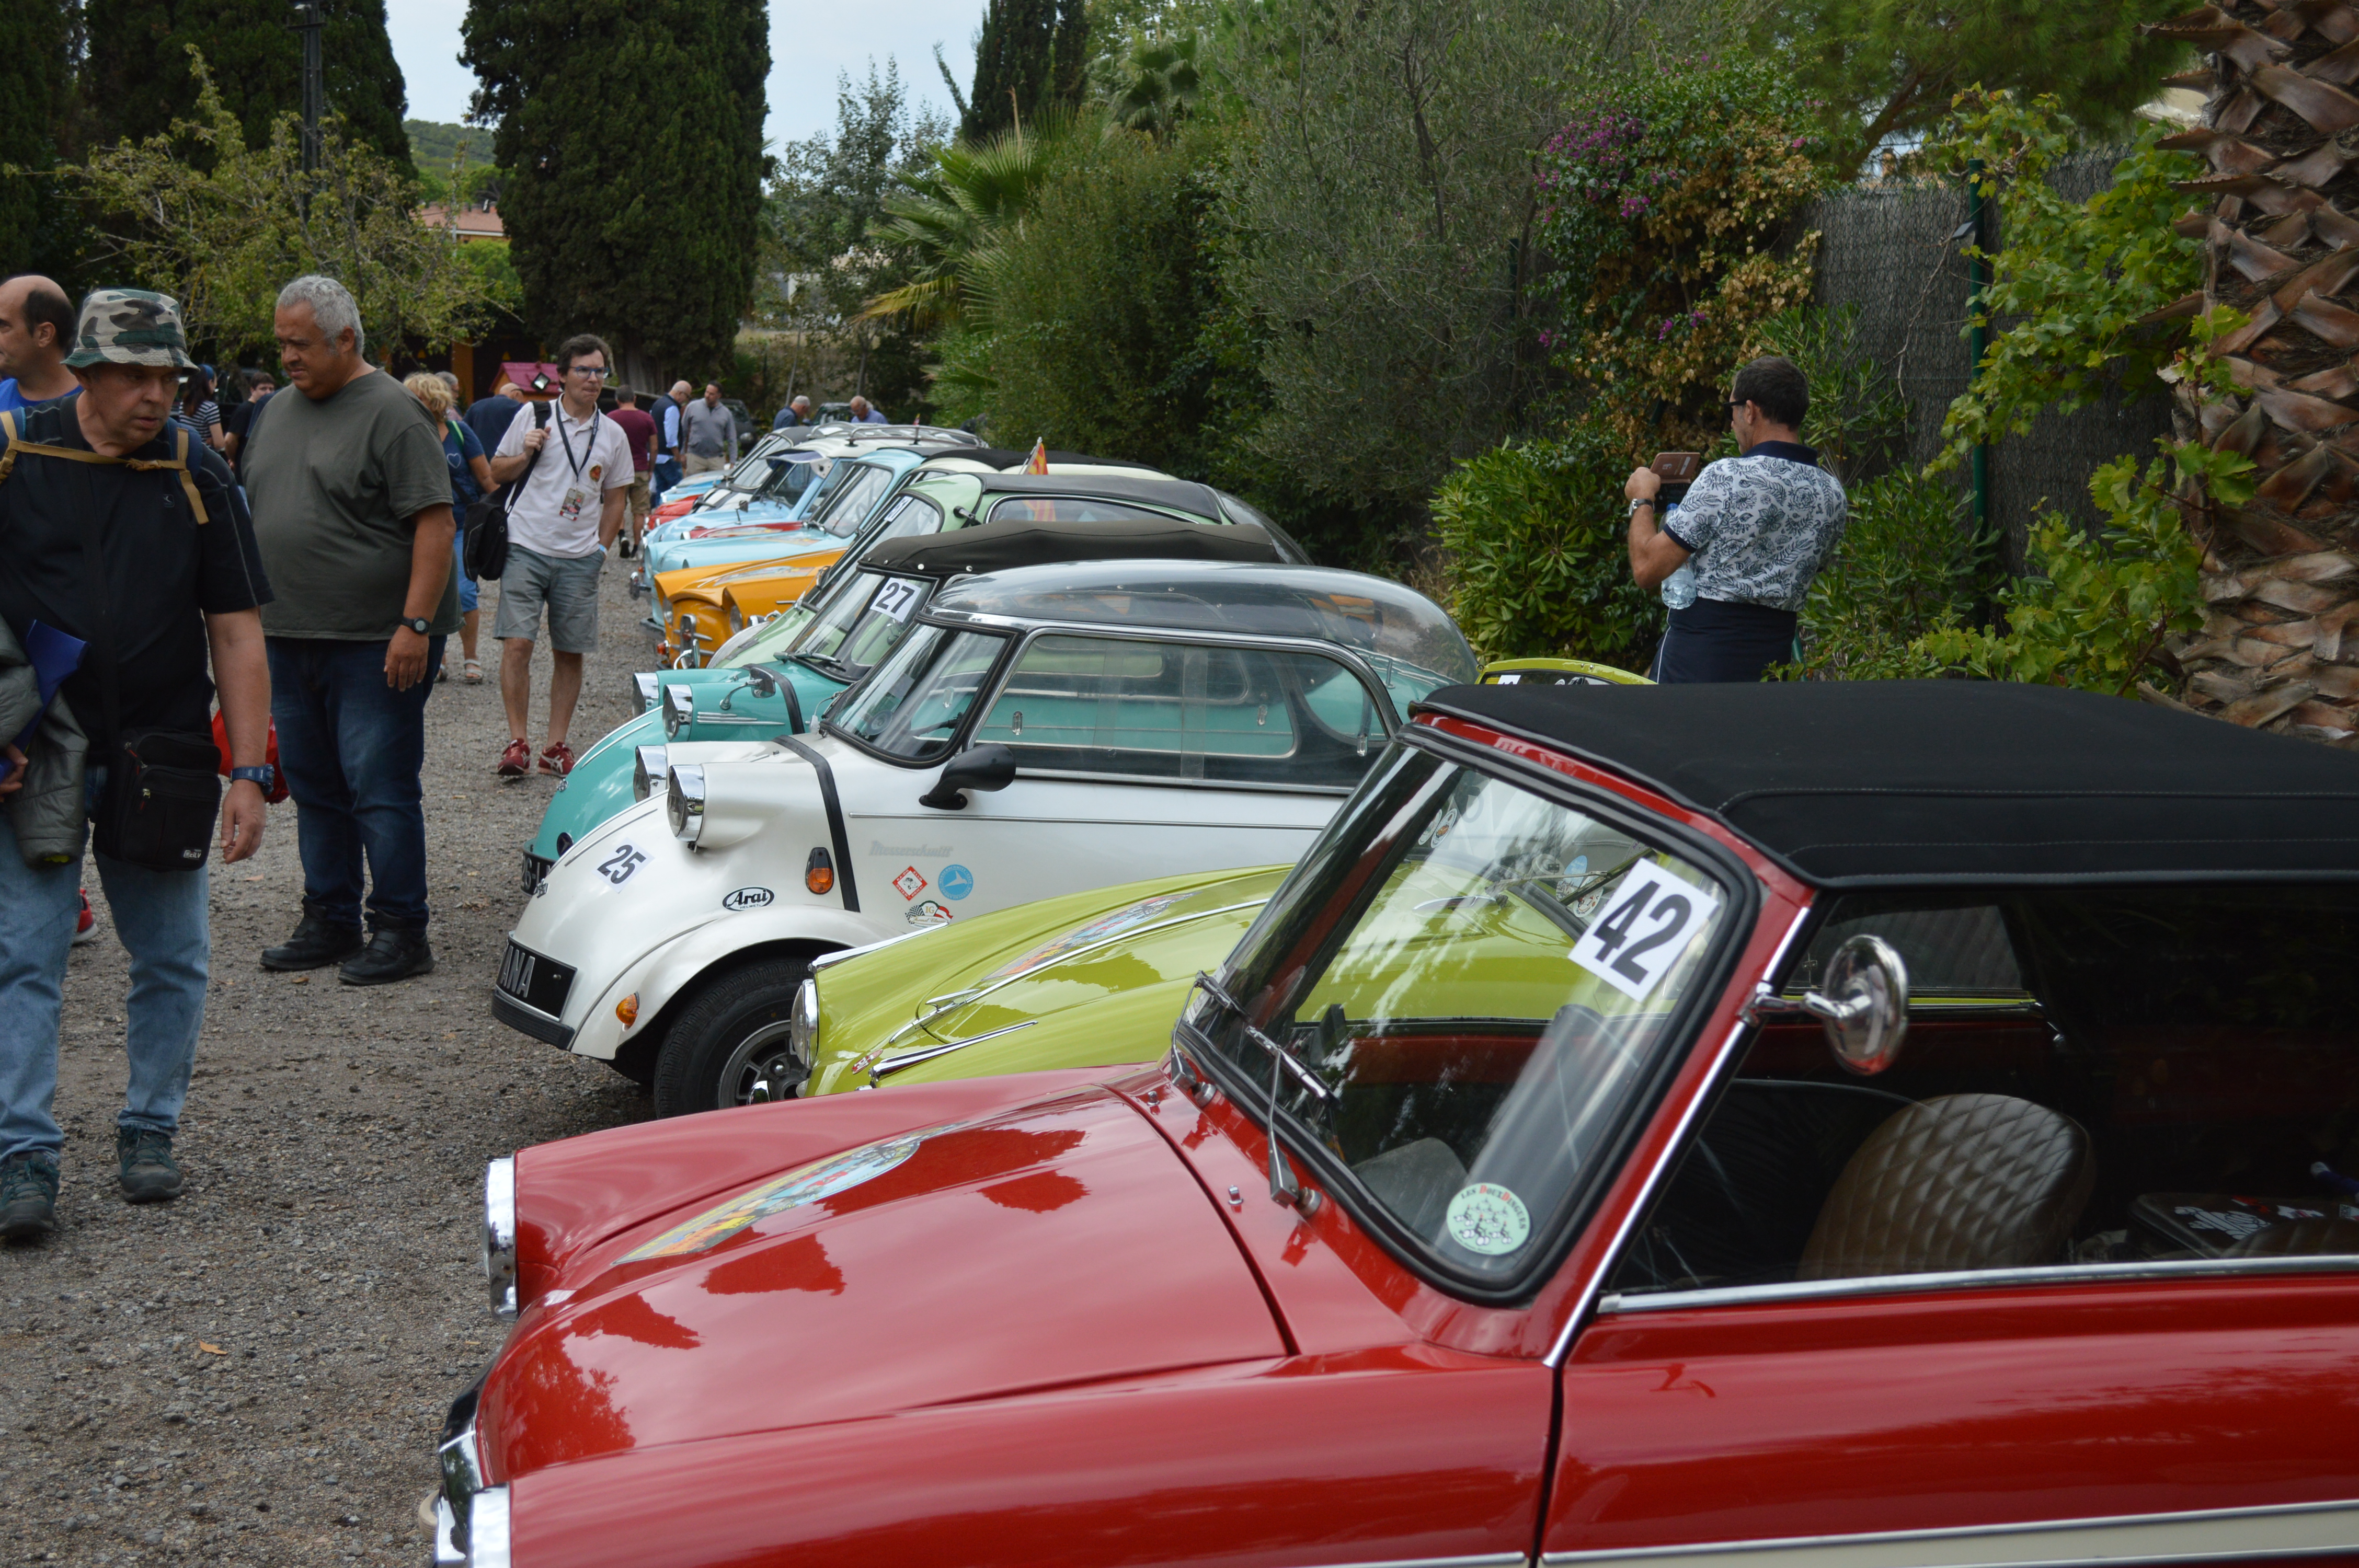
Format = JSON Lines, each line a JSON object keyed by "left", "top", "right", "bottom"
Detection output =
{"left": 2151, "top": 2, "right": 2359, "bottom": 746}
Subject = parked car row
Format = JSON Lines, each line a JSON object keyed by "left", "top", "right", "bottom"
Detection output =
{"left": 438, "top": 423, "right": 2359, "bottom": 1568}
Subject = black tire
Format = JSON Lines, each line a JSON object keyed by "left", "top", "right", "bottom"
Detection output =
{"left": 651, "top": 956, "right": 813, "bottom": 1117}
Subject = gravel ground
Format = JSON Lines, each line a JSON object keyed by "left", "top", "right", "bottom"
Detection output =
{"left": 4, "top": 554, "right": 658, "bottom": 1567}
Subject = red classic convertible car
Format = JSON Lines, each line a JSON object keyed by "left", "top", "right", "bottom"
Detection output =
{"left": 434, "top": 681, "right": 2359, "bottom": 1568}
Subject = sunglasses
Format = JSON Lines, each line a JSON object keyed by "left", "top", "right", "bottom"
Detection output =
{"left": 567, "top": 364, "right": 612, "bottom": 378}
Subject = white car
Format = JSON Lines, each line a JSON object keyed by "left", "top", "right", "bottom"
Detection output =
{"left": 493, "top": 560, "right": 1480, "bottom": 1115}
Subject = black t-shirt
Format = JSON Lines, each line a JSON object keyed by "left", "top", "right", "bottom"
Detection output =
{"left": 0, "top": 400, "right": 273, "bottom": 751}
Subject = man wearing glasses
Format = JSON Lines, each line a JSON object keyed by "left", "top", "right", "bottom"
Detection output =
{"left": 486, "top": 334, "right": 632, "bottom": 778}
{"left": 1622, "top": 355, "right": 1847, "bottom": 684}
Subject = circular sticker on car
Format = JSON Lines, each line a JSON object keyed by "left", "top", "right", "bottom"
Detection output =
{"left": 1445, "top": 1183, "right": 1532, "bottom": 1256}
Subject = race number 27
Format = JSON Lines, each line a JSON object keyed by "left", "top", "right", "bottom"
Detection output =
{"left": 1569, "top": 860, "right": 1718, "bottom": 1001}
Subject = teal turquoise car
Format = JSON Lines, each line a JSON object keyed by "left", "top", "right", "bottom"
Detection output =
{"left": 522, "top": 486, "right": 1297, "bottom": 888}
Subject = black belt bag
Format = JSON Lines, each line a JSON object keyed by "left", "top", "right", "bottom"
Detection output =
{"left": 96, "top": 730, "right": 221, "bottom": 872}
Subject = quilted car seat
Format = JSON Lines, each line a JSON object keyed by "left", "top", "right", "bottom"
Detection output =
{"left": 1796, "top": 1093, "right": 2094, "bottom": 1281}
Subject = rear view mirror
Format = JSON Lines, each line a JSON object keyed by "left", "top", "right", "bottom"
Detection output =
{"left": 1743, "top": 933, "right": 1910, "bottom": 1076}
{"left": 919, "top": 744, "right": 1017, "bottom": 811}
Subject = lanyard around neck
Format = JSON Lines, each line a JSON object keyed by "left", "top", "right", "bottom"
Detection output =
{"left": 553, "top": 404, "right": 600, "bottom": 482}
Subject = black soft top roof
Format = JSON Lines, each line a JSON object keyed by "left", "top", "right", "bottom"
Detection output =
{"left": 861, "top": 515, "right": 1281, "bottom": 577}
{"left": 1416, "top": 681, "right": 2359, "bottom": 886}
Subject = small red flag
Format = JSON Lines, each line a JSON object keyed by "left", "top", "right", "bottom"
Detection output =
{"left": 1025, "top": 438, "right": 1049, "bottom": 475}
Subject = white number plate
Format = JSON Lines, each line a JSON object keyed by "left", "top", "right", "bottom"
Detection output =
{"left": 1569, "top": 860, "right": 1717, "bottom": 1000}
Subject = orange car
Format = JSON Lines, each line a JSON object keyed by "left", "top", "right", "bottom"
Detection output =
{"left": 652, "top": 549, "right": 845, "bottom": 666}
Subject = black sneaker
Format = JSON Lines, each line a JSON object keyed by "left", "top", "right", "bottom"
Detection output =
{"left": 2, "top": 1152, "right": 59, "bottom": 1240}
{"left": 261, "top": 912, "right": 365, "bottom": 972}
{"left": 118, "top": 1128, "right": 184, "bottom": 1204}
{"left": 339, "top": 927, "right": 434, "bottom": 987}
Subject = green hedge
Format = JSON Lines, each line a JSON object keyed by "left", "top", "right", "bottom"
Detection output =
{"left": 1433, "top": 419, "right": 1660, "bottom": 667}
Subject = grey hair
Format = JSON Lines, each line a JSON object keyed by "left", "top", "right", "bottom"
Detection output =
{"left": 276, "top": 274, "right": 364, "bottom": 355}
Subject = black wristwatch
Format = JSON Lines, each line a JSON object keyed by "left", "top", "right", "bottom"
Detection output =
{"left": 401, "top": 616, "right": 431, "bottom": 635}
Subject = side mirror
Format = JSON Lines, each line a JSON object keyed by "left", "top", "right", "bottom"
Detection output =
{"left": 919, "top": 743, "right": 1017, "bottom": 811}
{"left": 1742, "top": 933, "right": 1910, "bottom": 1076}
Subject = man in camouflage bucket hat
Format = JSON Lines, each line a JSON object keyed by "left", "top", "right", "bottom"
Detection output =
{"left": 0, "top": 285, "right": 276, "bottom": 1241}
{"left": 63, "top": 289, "right": 201, "bottom": 372}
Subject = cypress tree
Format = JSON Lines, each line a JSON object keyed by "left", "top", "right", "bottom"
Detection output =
{"left": 1049, "top": 0, "right": 1090, "bottom": 111}
{"left": 0, "top": 0, "right": 76, "bottom": 278}
{"left": 465, "top": 0, "right": 769, "bottom": 384}
{"left": 962, "top": 0, "right": 1058, "bottom": 143}
{"left": 83, "top": 0, "right": 413, "bottom": 176}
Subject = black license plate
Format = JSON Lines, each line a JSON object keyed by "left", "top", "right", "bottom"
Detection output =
{"left": 496, "top": 940, "right": 574, "bottom": 1018}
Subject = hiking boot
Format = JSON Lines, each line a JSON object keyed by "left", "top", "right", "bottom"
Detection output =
{"left": 261, "top": 912, "right": 364, "bottom": 972}
{"left": 117, "top": 1128, "right": 183, "bottom": 1204}
{"left": 339, "top": 927, "right": 434, "bottom": 987}
{"left": 2, "top": 1152, "right": 59, "bottom": 1240}
{"left": 537, "top": 742, "right": 576, "bottom": 777}
{"left": 498, "top": 738, "right": 532, "bottom": 777}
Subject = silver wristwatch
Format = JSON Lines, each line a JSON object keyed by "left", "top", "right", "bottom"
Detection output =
{"left": 1628, "top": 496, "right": 1656, "bottom": 517}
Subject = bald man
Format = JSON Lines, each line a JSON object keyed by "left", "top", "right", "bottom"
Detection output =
{"left": 0, "top": 275, "right": 79, "bottom": 412}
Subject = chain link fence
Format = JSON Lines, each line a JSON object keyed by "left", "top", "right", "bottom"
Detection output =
{"left": 1802, "top": 149, "right": 2173, "bottom": 567}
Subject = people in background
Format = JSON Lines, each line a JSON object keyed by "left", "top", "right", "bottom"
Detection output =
{"left": 464, "top": 377, "right": 526, "bottom": 458}
{"left": 177, "top": 365, "right": 224, "bottom": 452}
{"left": 608, "top": 386, "right": 657, "bottom": 558}
{"left": 773, "top": 393, "right": 811, "bottom": 430}
{"left": 404, "top": 373, "right": 494, "bottom": 685}
{"left": 680, "top": 382, "right": 734, "bottom": 474}
{"left": 221, "top": 370, "right": 274, "bottom": 474}
{"left": 849, "top": 394, "right": 887, "bottom": 424}
{"left": 0, "top": 275, "right": 78, "bottom": 412}
{"left": 1623, "top": 355, "right": 1847, "bottom": 685}
{"left": 485, "top": 333, "right": 632, "bottom": 780}
{"left": 655, "top": 380, "right": 691, "bottom": 498}
{"left": 243, "top": 274, "right": 457, "bottom": 987}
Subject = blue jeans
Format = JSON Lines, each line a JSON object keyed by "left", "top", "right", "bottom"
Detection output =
{"left": 267, "top": 636, "right": 443, "bottom": 933}
{"left": 0, "top": 772, "right": 211, "bottom": 1161}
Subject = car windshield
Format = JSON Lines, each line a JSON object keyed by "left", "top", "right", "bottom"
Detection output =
{"left": 812, "top": 462, "right": 898, "bottom": 538}
{"left": 753, "top": 453, "right": 825, "bottom": 506}
{"left": 790, "top": 572, "right": 932, "bottom": 683}
{"left": 829, "top": 624, "right": 1007, "bottom": 763}
{"left": 1184, "top": 744, "right": 1733, "bottom": 1285}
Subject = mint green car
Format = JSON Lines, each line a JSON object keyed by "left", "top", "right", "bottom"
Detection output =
{"left": 796, "top": 655, "right": 1651, "bottom": 1098}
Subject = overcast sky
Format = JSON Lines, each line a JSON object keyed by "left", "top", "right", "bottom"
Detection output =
{"left": 385, "top": 0, "right": 982, "bottom": 151}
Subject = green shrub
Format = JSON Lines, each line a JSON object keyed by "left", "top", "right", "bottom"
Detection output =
{"left": 1433, "top": 419, "right": 1659, "bottom": 667}
{"left": 1785, "top": 468, "right": 1990, "bottom": 681}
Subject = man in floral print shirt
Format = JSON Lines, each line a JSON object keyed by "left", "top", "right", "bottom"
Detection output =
{"left": 1622, "top": 356, "right": 1848, "bottom": 683}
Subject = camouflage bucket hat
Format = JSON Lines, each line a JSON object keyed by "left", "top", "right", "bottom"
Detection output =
{"left": 64, "top": 289, "right": 197, "bottom": 371}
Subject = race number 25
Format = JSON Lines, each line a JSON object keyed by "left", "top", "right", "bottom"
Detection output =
{"left": 1569, "top": 860, "right": 1718, "bottom": 1000}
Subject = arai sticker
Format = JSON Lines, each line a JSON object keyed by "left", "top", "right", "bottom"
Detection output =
{"left": 1445, "top": 1183, "right": 1531, "bottom": 1256}
{"left": 620, "top": 1126, "right": 951, "bottom": 1261}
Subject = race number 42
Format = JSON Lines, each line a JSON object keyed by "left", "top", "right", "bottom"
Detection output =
{"left": 1570, "top": 860, "right": 1718, "bottom": 1000}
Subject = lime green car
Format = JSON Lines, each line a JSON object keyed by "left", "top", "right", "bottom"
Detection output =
{"left": 795, "top": 655, "right": 1652, "bottom": 1098}
{"left": 800, "top": 864, "right": 1290, "bottom": 1097}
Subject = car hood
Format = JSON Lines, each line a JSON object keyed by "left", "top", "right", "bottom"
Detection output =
{"left": 479, "top": 1085, "right": 1281, "bottom": 1477}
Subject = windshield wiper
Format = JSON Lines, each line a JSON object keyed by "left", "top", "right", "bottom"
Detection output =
{"left": 789, "top": 650, "right": 860, "bottom": 682}
{"left": 1188, "top": 973, "right": 1324, "bottom": 1218}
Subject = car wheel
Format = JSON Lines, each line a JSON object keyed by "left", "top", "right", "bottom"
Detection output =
{"left": 652, "top": 957, "right": 813, "bottom": 1117}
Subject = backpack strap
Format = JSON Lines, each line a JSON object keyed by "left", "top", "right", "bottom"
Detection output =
{"left": 0, "top": 407, "right": 209, "bottom": 522}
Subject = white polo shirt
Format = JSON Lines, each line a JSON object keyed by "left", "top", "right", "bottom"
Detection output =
{"left": 495, "top": 399, "right": 634, "bottom": 559}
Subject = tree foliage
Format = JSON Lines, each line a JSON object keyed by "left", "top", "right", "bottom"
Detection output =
{"left": 464, "top": 0, "right": 768, "bottom": 383}
{"left": 1216, "top": 0, "right": 1727, "bottom": 521}
{"left": 84, "top": 0, "right": 413, "bottom": 176}
{"left": 0, "top": 0, "right": 78, "bottom": 280}
{"left": 1535, "top": 53, "right": 1833, "bottom": 453}
{"left": 62, "top": 50, "right": 499, "bottom": 358}
{"left": 1751, "top": 0, "right": 2189, "bottom": 166}
{"left": 964, "top": 0, "right": 1091, "bottom": 143}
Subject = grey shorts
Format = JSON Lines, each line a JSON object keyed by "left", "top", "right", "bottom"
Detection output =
{"left": 495, "top": 545, "right": 602, "bottom": 652}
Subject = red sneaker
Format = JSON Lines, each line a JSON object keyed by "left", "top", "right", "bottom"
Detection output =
{"left": 498, "top": 738, "right": 532, "bottom": 777}
{"left": 73, "top": 890, "right": 99, "bottom": 946}
{"left": 537, "top": 742, "right": 576, "bottom": 777}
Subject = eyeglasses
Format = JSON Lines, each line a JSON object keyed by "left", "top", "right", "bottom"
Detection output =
{"left": 567, "top": 365, "right": 611, "bottom": 378}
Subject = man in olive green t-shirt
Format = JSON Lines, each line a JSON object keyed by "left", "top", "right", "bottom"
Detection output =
{"left": 241, "top": 275, "right": 457, "bottom": 987}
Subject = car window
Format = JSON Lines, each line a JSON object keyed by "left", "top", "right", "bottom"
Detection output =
{"left": 816, "top": 463, "right": 897, "bottom": 538}
{"left": 792, "top": 573, "right": 932, "bottom": 683}
{"left": 1187, "top": 747, "right": 1731, "bottom": 1286}
{"left": 1609, "top": 887, "right": 2359, "bottom": 1301}
{"left": 865, "top": 492, "right": 943, "bottom": 546}
{"left": 984, "top": 495, "right": 1182, "bottom": 526}
{"left": 754, "top": 456, "right": 823, "bottom": 506}
{"left": 830, "top": 625, "right": 1006, "bottom": 763}
{"left": 971, "top": 635, "right": 1383, "bottom": 788}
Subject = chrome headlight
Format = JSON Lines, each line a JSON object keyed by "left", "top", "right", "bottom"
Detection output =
{"left": 789, "top": 978, "right": 818, "bottom": 1070}
{"left": 667, "top": 764, "right": 707, "bottom": 844}
{"left": 663, "top": 684, "right": 695, "bottom": 738}
{"left": 482, "top": 1156, "right": 517, "bottom": 1319}
{"left": 632, "top": 671, "right": 660, "bottom": 712}
{"left": 726, "top": 602, "right": 745, "bottom": 633}
{"left": 632, "top": 745, "right": 669, "bottom": 802}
